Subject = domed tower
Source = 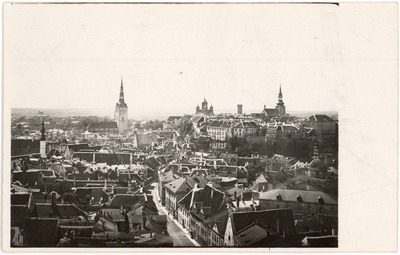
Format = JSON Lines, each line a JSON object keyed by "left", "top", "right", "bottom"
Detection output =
{"left": 276, "top": 84, "right": 286, "bottom": 116}
{"left": 308, "top": 143, "right": 328, "bottom": 179}
{"left": 209, "top": 104, "right": 214, "bottom": 114}
{"left": 114, "top": 77, "right": 128, "bottom": 134}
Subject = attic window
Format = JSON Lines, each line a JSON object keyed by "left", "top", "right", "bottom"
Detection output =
{"left": 276, "top": 193, "right": 282, "bottom": 201}
{"left": 318, "top": 196, "right": 325, "bottom": 204}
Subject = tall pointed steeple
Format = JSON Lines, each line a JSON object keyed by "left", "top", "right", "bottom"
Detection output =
{"left": 119, "top": 76, "right": 125, "bottom": 105}
{"left": 278, "top": 84, "right": 283, "bottom": 101}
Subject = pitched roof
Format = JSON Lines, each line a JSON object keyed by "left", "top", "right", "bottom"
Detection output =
{"left": 277, "top": 125, "right": 299, "bottom": 131}
{"left": 165, "top": 178, "right": 191, "bottom": 194}
{"left": 259, "top": 189, "right": 337, "bottom": 204}
{"left": 308, "top": 114, "right": 335, "bottom": 122}
{"left": 207, "top": 121, "right": 231, "bottom": 128}
{"left": 11, "top": 193, "right": 32, "bottom": 207}
{"left": 191, "top": 116, "right": 205, "bottom": 123}
{"left": 109, "top": 194, "right": 141, "bottom": 208}
{"left": 191, "top": 184, "right": 225, "bottom": 221}
{"left": 177, "top": 190, "right": 193, "bottom": 210}
{"left": 234, "top": 223, "right": 268, "bottom": 246}
{"left": 263, "top": 108, "right": 280, "bottom": 116}
{"left": 230, "top": 209, "right": 294, "bottom": 235}
{"left": 100, "top": 208, "right": 126, "bottom": 222}
{"left": 32, "top": 203, "right": 87, "bottom": 218}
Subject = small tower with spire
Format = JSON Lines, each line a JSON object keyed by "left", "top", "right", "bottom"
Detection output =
{"left": 114, "top": 77, "right": 129, "bottom": 134}
{"left": 275, "top": 84, "right": 286, "bottom": 116}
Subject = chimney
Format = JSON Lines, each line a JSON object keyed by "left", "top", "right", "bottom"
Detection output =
{"left": 234, "top": 191, "right": 237, "bottom": 200}
{"left": 236, "top": 196, "right": 239, "bottom": 208}
{"left": 214, "top": 160, "right": 217, "bottom": 170}
{"left": 61, "top": 197, "right": 64, "bottom": 205}
{"left": 332, "top": 225, "right": 336, "bottom": 236}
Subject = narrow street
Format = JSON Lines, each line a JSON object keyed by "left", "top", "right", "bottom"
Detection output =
{"left": 151, "top": 184, "right": 195, "bottom": 247}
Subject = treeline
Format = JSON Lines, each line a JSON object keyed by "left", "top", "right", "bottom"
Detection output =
{"left": 229, "top": 135, "right": 338, "bottom": 162}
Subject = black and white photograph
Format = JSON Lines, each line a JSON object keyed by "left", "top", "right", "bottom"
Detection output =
{"left": 2, "top": 2, "right": 398, "bottom": 252}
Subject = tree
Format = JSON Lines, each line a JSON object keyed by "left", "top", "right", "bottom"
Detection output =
{"left": 61, "top": 192, "right": 80, "bottom": 204}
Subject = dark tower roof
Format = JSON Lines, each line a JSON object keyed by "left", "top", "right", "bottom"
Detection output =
{"left": 118, "top": 77, "right": 127, "bottom": 108}
{"left": 277, "top": 84, "right": 284, "bottom": 106}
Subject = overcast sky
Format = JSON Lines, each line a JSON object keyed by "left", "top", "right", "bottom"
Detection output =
{"left": 4, "top": 3, "right": 396, "bottom": 119}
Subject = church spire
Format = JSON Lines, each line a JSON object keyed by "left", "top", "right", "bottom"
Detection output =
{"left": 278, "top": 84, "right": 283, "bottom": 101}
{"left": 119, "top": 76, "right": 126, "bottom": 105}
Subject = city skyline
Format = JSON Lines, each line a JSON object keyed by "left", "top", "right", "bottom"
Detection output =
{"left": 5, "top": 4, "right": 346, "bottom": 113}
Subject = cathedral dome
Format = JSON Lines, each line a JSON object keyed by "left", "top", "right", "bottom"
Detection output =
{"left": 309, "top": 158, "right": 328, "bottom": 171}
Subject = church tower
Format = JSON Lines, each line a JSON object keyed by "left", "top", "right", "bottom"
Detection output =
{"left": 40, "top": 122, "right": 47, "bottom": 158}
{"left": 275, "top": 84, "right": 286, "bottom": 116}
{"left": 114, "top": 77, "right": 128, "bottom": 134}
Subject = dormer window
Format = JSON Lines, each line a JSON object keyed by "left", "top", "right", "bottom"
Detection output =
{"left": 296, "top": 195, "right": 303, "bottom": 202}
